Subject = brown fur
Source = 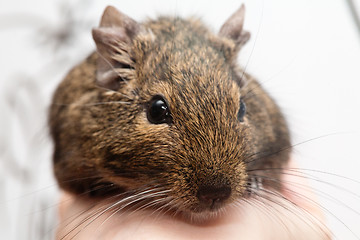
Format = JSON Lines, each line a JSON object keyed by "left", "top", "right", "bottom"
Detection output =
{"left": 49, "top": 5, "right": 290, "bottom": 217}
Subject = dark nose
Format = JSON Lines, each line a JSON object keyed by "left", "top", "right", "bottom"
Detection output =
{"left": 197, "top": 185, "right": 231, "bottom": 208}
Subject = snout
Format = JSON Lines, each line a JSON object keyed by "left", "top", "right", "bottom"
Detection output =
{"left": 196, "top": 184, "right": 232, "bottom": 211}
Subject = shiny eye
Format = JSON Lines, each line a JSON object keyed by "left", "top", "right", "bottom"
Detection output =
{"left": 147, "top": 95, "right": 172, "bottom": 124}
{"left": 238, "top": 98, "right": 246, "bottom": 122}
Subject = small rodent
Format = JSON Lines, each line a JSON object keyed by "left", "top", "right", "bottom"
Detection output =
{"left": 49, "top": 5, "right": 291, "bottom": 219}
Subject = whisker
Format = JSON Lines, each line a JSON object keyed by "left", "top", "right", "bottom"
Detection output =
{"left": 60, "top": 187, "right": 155, "bottom": 239}
{"left": 286, "top": 168, "right": 360, "bottom": 185}
{"left": 59, "top": 192, "right": 129, "bottom": 240}
{"left": 52, "top": 100, "right": 131, "bottom": 107}
{"left": 248, "top": 168, "right": 360, "bottom": 200}
{"left": 255, "top": 193, "right": 297, "bottom": 237}
{"left": 244, "top": 133, "right": 345, "bottom": 166}
{"left": 65, "top": 186, "right": 171, "bottom": 239}
{"left": 153, "top": 199, "right": 176, "bottom": 218}
{"left": 107, "top": 189, "right": 172, "bottom": 223}
{"left": 249, "top": 178, "right": 358, "bottom": 239}
{"left": 256, "top": 190, "right": 330, "bottom": 238}
{"left": 239, "top": 0, "right": 264, "bottom": 83}
{"left": 250, "top": 173, "right": 360, "bottom": 217}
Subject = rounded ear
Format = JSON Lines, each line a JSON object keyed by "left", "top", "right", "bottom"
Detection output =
{"left": 219, "top": 4, "right": 250, "bottom": 49}
{"left": 92, "top": 6, "right": 142, "bottom": 90}
{"left": 98, "top": 6, "right": 142, "bottom": 37}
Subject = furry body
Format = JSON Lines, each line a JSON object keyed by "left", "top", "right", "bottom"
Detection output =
{"left": 49, "top": 6, "right": 290, "bottom": 216}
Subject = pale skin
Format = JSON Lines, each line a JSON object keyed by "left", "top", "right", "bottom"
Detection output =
{"left": 56, "top": 159, "right": 330, "bottom": 240}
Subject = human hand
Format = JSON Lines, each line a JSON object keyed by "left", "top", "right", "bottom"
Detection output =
{"left": 56, "top": 159, "right": 330, "bottom": 240}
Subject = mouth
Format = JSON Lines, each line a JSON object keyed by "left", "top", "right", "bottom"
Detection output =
{"left": 174, "top": 200, "right": 239, "bottom": 224}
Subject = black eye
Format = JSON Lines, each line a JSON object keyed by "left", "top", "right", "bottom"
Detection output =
{"left": 147, "top": 95, "right": 172, "bottom": 124}
{"left": 238, "top": 98, "right": 246, "bottom": 122}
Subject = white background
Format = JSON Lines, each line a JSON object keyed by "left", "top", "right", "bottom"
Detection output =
{"left": 1, "top": 0, "right": 360, "bottom": 239}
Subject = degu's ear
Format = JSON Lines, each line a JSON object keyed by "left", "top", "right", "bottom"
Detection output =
{"left": 219, "top": 4, "right": 250, "bottom": 49}
{"left": 92, "top": 6, "right": 143, "bottom": 90}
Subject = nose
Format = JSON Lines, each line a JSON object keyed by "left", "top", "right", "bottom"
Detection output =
{"left": 197, "top": 185, "right": 231, "bottom": 209}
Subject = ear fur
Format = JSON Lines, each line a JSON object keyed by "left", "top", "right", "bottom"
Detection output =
{"left": 219, "top": 4, "right": 250, "bottom": 49}
{"left": 92, "top": 6, "right": 142, "bottom": 90}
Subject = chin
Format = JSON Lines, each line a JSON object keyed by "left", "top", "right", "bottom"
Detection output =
{"left": 170, "top": 202, "right": 234, "bottom": 224}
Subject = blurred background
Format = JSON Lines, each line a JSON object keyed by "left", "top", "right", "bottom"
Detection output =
{"left": 1, "top": 0, "right": 359, "bottom": 239}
